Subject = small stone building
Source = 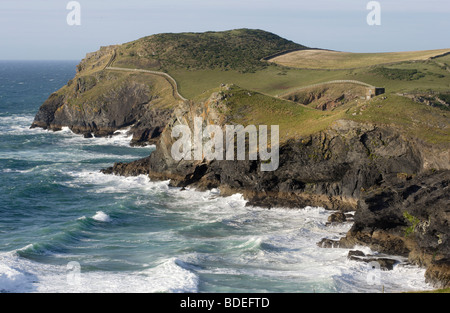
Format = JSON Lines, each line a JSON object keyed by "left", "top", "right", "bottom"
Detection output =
{"left": 366, "top": 87, "right": 385, "bottom": 99}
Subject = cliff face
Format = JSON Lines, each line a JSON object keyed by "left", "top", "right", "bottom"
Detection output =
{"left": 102, "top": 87, "right": 448, "bottom": 206}
{"left": 31, "top": 46, "right": 178, "bottom": 145}
{"left": 339, "top": 170, "right": 450, "bottom": 288}
{"left": 101, "top": 86, "right": 450, "bottom": 288}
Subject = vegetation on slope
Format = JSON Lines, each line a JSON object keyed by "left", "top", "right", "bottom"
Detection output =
{"left": 113, "top": 29, "right": 306, "bottom": 73}
{"left": 212, "top": 84, "right": 449, "bottom": 145}
{"left": 166, "top": 56, "right": 450, "bottom": 99}
{"left": 50, "top": 29, "right": 449, "bottom": 146}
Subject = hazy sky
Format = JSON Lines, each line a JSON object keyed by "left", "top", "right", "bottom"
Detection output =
{"left": 1, "top": 0, "right": 449, "bottom": 60}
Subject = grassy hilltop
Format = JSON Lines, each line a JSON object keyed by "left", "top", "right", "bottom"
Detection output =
{"left": 48, "top": 29, "right": 449, "bottom": 146}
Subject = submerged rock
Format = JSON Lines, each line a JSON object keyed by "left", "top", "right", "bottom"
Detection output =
{"left": 326, "top": 212, "right": 347, "bottom": 225}
{"left": 317, "top": 238, "right": 341, "bottom": 249}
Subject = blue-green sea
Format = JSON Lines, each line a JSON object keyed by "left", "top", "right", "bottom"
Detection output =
{"left": 0, "top": 61, "right": 433, "bottom": 293}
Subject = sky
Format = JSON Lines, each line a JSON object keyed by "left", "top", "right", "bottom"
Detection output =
{"left": 0, "top": 0, "right": 449, "bottom": 60}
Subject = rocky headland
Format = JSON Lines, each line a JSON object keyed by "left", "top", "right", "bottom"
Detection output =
{"left": 31, "top": 29, "right": 450, "bottom": 289}
{"left": 101, "top": 86, "right": 450, "bottom": 288}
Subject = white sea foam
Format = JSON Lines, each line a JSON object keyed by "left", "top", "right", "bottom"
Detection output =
{"left": 0, "top": 115, "right": 154, "bottom": 150}
{"left": 1, "top": 168, "right": 34, "bottom": 174}
{"left": 0, "top": 256, "right": 34, "bottom": 293}
{"left": 67, "top": 171, "right": 170, "bottom": 195}
{"left": 0, "top": 252, "right": 198, "bottom": 293}
{"left": 60, "top": 127, "right": 137, "bottom": 148}
{"left": 139, "top": 258, "right": 199, "bottom": 293}
{"left": 1, "top": 119, "right": 432, "bottom": 294}
{"left": 92, "top": 211, "right": 111, "bottom": 222}
{"left": 0, "top": 115, "right": 35, "bottom": 135}
{"left": 164, "top": 200, "right": 432, "bottom": 292}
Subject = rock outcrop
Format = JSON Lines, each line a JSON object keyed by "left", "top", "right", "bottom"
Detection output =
{"left": 338, "top": 170, "right": 450, "bottom": 288}
{"left": 102, "top": 86, "right": 450, "bottom": 288}
{"left": 31, "top": 46, "right": 178, "bottom": 146}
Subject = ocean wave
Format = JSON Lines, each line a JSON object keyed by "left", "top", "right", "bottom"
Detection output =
{"left": 0, "top": 252, "right": 199, "bottom": 293}
{"left": 0, "top": 115, "right": 154, "bottom": 150}
{"left": 13, "top": 216, "right": 99, "bottom": 259}
{"left": 92, "top": 211, "right": 111, "bottom": 223}
{"left": 234, "top": 237, "right": 263, "bottom": 252}
{"left": 67, "top": 171, "right": 170, "bottom": 195}
{"left": 0, "top": 252, "right": 37, "bottom": 293}
{"left": 334, "top": 259, "right": 434, "bottom": 293}
{"left": 139, "top": 258, "right": 199, "bottom": 293}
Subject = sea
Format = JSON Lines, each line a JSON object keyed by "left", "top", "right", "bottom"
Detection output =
{"left": 0, "top": 60, "right": 433, "bottom": 293}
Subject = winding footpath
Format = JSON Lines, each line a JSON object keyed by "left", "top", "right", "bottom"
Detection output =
{"left": 104, "top": 51, "right": 376, "bottom": 103}
{"left": 103, "top": 50, "right": 188, "bottom": 102}
{"left": 106, "top": 66, "right": 188, "bottom": 102}
{"left": 278, "top": 80, "right": 376, "bottom": 98}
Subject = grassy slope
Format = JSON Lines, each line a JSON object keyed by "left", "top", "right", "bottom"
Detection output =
{"left": 217, "top": 85, "right": 338, "bottom": 142}
{"left": 213, "top": 85, "right": 449, "bottom": 145}
{"left": 113, "top": 29, "right": 305, "bottom": 73}
{"left": 63, "top": 29, "right": 449, "bottom": 145}
{"left": 52, "top": 67, "right": 178, "bottom": 115}
{"left": 170, "top": 57, "right": 450, "bottom": 99}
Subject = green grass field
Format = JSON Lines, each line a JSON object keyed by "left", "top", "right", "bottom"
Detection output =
{"left": 167, "top": 55, "right": 450, "bottom": 99}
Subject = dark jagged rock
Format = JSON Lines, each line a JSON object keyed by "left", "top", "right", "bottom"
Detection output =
{"left": 30, "top": 93, "right": 65, "bottom": 130}
{"left": 317, "top": 238, "right": 341, "bottom": 248}
{"left": 348, "top": 250, "right": 366, "bottom": 259}
{"left": 99, "top": 87, "right": 450, "bottom": 287}
{"left": 101, "top": 156, "right": 152, "bottom": 177}
{"left": 425, "top": 258, "right": 450, "bottom": 288}
{"left": 347, "top": 250, "right": 399, "bottom": 271}
{"left": 143, "top": 115, "right": 444, "bottom": 214}
{"left": 327, "top": 212, "right": 347, "bottom": 225}
{"left": 338, "top": 170, "right": 450, "bottom": 287}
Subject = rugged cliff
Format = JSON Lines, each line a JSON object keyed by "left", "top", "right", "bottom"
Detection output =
{"left": 101, "top": 84, "right": 450, "bottom": 288}
{"left": 32, "top": 29, "right": 450, "bottom": 288}
{"left": 31, "top": 45, "right": 177, "bottom": 145}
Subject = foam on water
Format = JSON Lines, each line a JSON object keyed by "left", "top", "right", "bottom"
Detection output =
{"left": 62, "top": 170, "right": 435, "bottom": 292}
{"left": 0, "top": 251, "right": 198, "bottom": 293}
{"left": 60, "top": 127, "right": 146, "bottom": 148}
{"left": 0, "top": 108, "right": 434, "bottom": 293}
{"left": 0, "top": 115, "right": 153, "bottom": 151}
{"left": 67, "top": 171, "right": 170, "bottom": 195}
{"left": 0, "top": 166, "right": 434, "bottom": 293}
{"left": 92, "top": 211, "right": 112, "bottom": 223}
